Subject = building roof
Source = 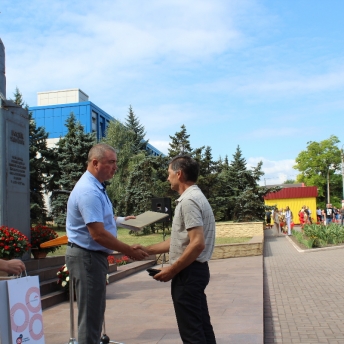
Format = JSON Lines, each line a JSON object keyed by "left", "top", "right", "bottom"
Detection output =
{"left": 264, "top": 186, "right": 318, "bottom": 200}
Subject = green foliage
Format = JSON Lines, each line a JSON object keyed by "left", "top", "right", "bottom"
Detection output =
{"left": 294, "top": 135, "right": 342, "bottom": 206}
{"left": 123, "top": 155, "right": 171, "bottom": 216}
{"left": 29, "top": 113, "right": 50, "bottom": 223}
{"left": 51, "top": 113, "right": 96, "bottom": 225}
{"left": 102, "top": 119, "right": 144, "bottom": 214}
{"left": 168, "top": 124, "right": 192, "bottom": 157}
{"left": 124, "top": 105, "right": 148, "bottom": 154}
{"left": 295, "top": 223, "right": 344, "bottom": 248}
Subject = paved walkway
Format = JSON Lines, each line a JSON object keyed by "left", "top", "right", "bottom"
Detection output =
{"left": 264, "top": 233, "right": 344, "bottom": 343}
{"left": 43, "top": 256, "right": 263, "bottom": 343}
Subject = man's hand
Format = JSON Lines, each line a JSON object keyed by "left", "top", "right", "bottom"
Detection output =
{"left": 3, "top": 259, "right": 25, "bottom": 275}
{"left": 153, "top": 266, "right": 176, "bottom": 282}
{"left": 125, "top": 215, "right": 136, "bottom": 220}
{"left": 128, "top": 246, "right": 149, "bottom": 261}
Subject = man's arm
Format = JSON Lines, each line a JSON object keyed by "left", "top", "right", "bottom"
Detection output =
{"left": 154, "top": 226, "right": 205, "bottom": 282}
{"left": 87, "top": 222, "right": 148, "bottom": 260}
{"left": 144, "top": 237, "right": 171, "bottom": 255}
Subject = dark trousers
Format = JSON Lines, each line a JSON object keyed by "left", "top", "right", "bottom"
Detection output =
{"left": 66, "top": 246, "right": 108, "bottom": 344}
{"left": 171, "top": 261, "right": 216, "bottom": 344}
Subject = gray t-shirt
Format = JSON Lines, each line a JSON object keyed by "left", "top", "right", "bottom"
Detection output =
{"left": 169, "top": 185, "right": 215, "bottom": 264}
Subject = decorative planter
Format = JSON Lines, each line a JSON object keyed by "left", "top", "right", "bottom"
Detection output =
{"left": 32, "top": 250, "right": 48, "bottom": 259}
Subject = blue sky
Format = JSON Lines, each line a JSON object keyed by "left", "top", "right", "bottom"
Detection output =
{"left": 1, "top": 0, "right": 343, "bottom": 185}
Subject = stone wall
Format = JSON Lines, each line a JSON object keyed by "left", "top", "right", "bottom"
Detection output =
{"left": 211, "top": 236, "right": 263, "bottom": 259}
{"left": 216, "top": 221, "right": 264, "bottom": 238}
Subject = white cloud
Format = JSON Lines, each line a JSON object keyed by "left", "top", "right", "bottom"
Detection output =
{"left": 149, "top": 140, "right": 170, "bottom": 155}
{"left": 247, "top": 157, "right": 297, "bottom": 185}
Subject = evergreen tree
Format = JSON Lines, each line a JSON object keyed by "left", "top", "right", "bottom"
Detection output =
{"left": 123, "top": 155, "right": 171, "bottom": 219}
{"left": 51, "top": 113, "right": 96, "bottom": 225}
{"left": 168, "top": 124, "right": 192, "bottom": 158}
{"left": 102, "top": 119, "right": 145, "bottom": 214}
{"left": 12, "top": 86, "right": 25, "bottom": 107}
{"left": 124, "top": 105, "right": 148, "bottom": 154}
{"left": 29, "top": 113, "right": 50, "bottom": 224}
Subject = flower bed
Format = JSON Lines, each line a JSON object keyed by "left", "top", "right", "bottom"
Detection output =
{"left": 0, "top": 225, "right": 31, "bottom": 259}
{"left": 31, "top": 224, "right": 61, "bottom": 254}
{"left": 292, "top": 223, "right": 344, "bottom": 249}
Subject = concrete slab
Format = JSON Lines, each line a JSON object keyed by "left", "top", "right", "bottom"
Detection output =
{"left": 43, "top": 256, "right": 264, "bottom": 344}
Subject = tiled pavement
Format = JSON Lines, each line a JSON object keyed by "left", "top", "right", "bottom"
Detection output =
{"left": 43, "top": 256, "right": 263, "bottom": 343}
{"left": 42, "top": 231, "right": 344, "bottom": 343}
{"left": 264, "top": 234, "right": 344, "bottom": 344}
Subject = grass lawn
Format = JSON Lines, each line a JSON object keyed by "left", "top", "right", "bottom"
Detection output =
{"left": 46, "top": 227, "right": 251, "bottom": 257}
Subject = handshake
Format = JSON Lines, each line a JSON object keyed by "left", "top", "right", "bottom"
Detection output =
{"left": 127, "top": 244, "right": 149, "bottom": 261}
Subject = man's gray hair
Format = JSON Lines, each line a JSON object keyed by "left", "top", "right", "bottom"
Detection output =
{"left": 88, "top": 143, "right": 116, "bottom": 163}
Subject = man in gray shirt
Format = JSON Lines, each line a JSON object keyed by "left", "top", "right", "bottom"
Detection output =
{"left": 144, "top": 155, "right": 216, "bottom": 343}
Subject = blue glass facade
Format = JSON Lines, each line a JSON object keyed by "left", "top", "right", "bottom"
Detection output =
{"left": 29, "top": 101, "right": 163, "bottom": 156}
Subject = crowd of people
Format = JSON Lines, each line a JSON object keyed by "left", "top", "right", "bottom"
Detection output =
{"left": 265, "top": 207, "right": 293, "bottom": 236}
{"left": 266, "top": 204, "right": 344, "bottom": 235}
{"left": 316, "top": 204, "right": 344, "bottom": 225}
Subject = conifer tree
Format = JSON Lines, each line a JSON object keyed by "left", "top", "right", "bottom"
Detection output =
{"left": 102, "top": 119, "right": 145, "bottom": 214}
{"left": 168, "top": 124, "right": 192, "bottom": 158}
{"left": 29, "top": 114, "right": 50, "bottom": 223}
{"left": 124, "top": 105, "right": 148, "bottom": 154}
{"left": 50, "top": 113, "right": 96, "bottom": 225}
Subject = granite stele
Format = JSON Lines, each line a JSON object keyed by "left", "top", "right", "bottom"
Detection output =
{"left": 0, "top": 37, "right": 30, "bottom": 259}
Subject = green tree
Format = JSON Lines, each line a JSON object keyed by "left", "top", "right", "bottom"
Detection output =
{"left": 102, "top": 119, "right": 145, "bottom": 214}
{"left": 123, "top": 155, "right": 171, "bottom": 219}
{"left": 12, "top": 86, "right": 26, "bottom": 108}
{"left": 168, "top": 124, "right": 192, "bottom": 157}
{"left": 29, "top": 114, "right": 50, "bottom": 224}
{"left": 124, "top": 105, "right": 148, "bottom": 154}
{"left": 294, "top": 135, "right": 341, "bottom": 207}
{"left": 283, "top": 179, "right": 295, "bottom": 184}
{"left": 51, "top": 113, "right": 96, "bottom": 225}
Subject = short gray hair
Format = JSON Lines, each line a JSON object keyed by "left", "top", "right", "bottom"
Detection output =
{"left": 88, "top": 143, "right": 116, "bottom": 163}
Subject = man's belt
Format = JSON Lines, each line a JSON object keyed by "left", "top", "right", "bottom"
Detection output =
{"left": 67, "top": 242, "right": 109, "bottom": 257}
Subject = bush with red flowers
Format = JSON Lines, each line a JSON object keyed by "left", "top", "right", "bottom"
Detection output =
{"left": 107, "top": 255, "right": 115, "bottom": 264}
{"left": 31, "top": 224, "right": 60, "bottom": 254}
{"left": 115, "top": 255, "right": 130, "bottom": 266}
{"left": 0, "top": 225, "right": 31, "bottom": 259}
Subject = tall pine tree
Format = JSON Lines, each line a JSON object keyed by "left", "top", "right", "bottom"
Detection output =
{"left": 51, "top": 113, "right": 96, "bottom": 225}
{"left": 124, "top": 105, "right": 148, "bottom": 154}
{"left": 168, "top": 124, "right": 192, "bottom": 157}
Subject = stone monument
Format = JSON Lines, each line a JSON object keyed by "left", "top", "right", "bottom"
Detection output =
{"left": 0, "top": 38, "right": 30, "bottom": 259}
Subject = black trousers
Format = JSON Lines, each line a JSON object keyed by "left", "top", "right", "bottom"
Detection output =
{"left": 171, "top": 261, "right": 216, "bottom": 344}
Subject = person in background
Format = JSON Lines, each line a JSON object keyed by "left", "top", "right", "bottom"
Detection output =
{"left": 0, "top": 259, "right": 25, "bottom": 275}
{"left": 285, "top": 206, "right": 293, "bottom": 236}
{"left": 299, "top": 208, "right": 305, "bottom": 227}
{"left": 265, "top": 210, "right": 272, "bottom": 229}
{"left": 306, "top": 206, "right": 312, "bottom": 224}
{"left": 340, "top": 205, "right": 344, "bottom": 226}
{"left": 316, "top": 207, "right": 322, "bottom": 223}
{"left": 273, "top": 208, "right": 280, "bottom": 236}
{"left": 325, "top": 203, "right": 335, "bottom": 225}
